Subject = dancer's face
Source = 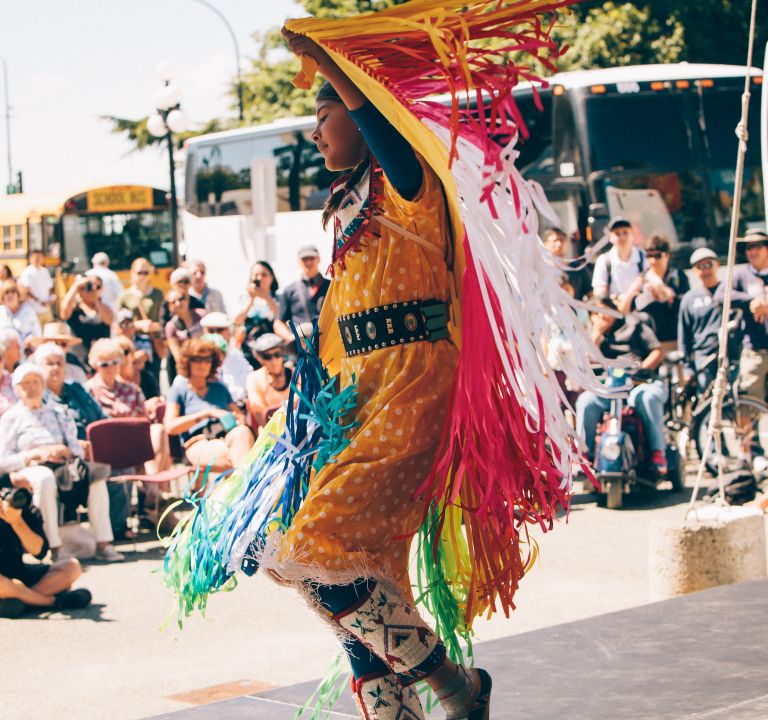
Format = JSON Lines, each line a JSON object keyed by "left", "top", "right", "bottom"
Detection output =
{"left": 312, "top": 99, "right": 368, "bottom": 171}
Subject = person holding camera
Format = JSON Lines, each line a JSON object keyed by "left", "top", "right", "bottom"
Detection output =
{"left": 164, "top": 337, "right": 254, "bottom": 476}
{"left": 60, "top": 271, "right": 114, "bottom": 355}
{"left": 0, "top": 363, "right": 123, "bottom": 562}
{"left": 233, "top": 261, "right": 280, "bottom": 368}
{"left": 0, "top": 484, "right": 91, "bottom": 618}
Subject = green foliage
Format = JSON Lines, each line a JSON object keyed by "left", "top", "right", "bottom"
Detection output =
{"left": 553, "top": 3, "right": 684, "bottom": 70}
{"left": 299, "top": 0, "right": 408, "bottom": 18}
{"left": 102, "top": 115, "right": 227, "bottom": 153}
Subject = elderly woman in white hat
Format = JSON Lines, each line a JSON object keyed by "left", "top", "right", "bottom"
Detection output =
{"left": 245, "top": 333, "right": 294, "bottom": 428}
{"left": 0, "top": 363, "right": 123, "bottom": 562}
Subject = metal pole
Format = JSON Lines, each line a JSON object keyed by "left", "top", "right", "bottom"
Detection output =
{"left": 1, "top": 57, "right": 12, "bottom": 193}
{"left": 167, "top": 130, "right": 179, "bottom": 264}
{"left": 191, "top": 0, "right": 244, "bottom": 122}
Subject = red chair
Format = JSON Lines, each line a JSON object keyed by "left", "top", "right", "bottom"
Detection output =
{"left": 87, "top": 417, "right": 190, "bottom": 533}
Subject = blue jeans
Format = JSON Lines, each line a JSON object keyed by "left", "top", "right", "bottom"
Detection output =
{"left": 576, "top": 380, "right": 668, "bottom": 456}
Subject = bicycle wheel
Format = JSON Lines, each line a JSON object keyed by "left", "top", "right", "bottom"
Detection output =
{"left": 694, "top": 395, "right": 768, "bottom": 475}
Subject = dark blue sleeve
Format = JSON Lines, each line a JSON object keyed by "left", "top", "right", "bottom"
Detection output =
{"left": 350, "top": 101, "right": 423, "bottom": 201}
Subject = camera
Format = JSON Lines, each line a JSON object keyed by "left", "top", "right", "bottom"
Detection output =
{"left": 0, "top": 486, "right": 32, "bottom": 510}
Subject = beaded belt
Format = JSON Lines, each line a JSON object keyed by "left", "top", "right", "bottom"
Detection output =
{"left": 337, "top": 299, "right": 450, "bottom": 357}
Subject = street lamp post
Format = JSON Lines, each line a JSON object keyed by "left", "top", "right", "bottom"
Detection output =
{"left": 1, "top": 56, "right": 14, "bottom": 194}
{"left": 147, "top": 64, "right": 188, "bottom": 264}
{"left": 191, "top": 0, "right": 244, "bottom": 123}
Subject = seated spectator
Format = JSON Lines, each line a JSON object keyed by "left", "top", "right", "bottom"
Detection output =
{"left": 0, "top": 328, "right": 21, "bottom": 376}
{"left": 591, "top": 217, "right": 648, "bottom": 304}
{"left": 31, "top": 322, "right": 90, "bottom": 383}
{"left": 0, "top": 364, "right": 123, "bottom": 561}
{"left": 186, "top": 259, "right": 226, "bottom": 313}
{"left": 542, "top": 227, "right": 590, "bottom": 300}
{"left": 89, "top": 252, "right": 124, "bottom": 312}
{"left": 246, "top": 334, "right": 294, "bottom": 428}
{"left": 0, "top": 492, "right": 91, "bottom": 618}
{"left": 575, "top": 297, "right": 667, "bottom": 474}
{"left": 165, "top": 288, "right": 206, "bottom": 384}
{"left": 233, "top": 261, "right": 280, "bottom": 369}
{"left": 86, "top": 339, "right": 170, "bottom": 475}
{"left": 60, "top": 273, "right": 114, "bottom": 355}
{"left": 200, "top": 312, "right": 251, "bottom": 401}
{"left": 160, "top": 267, "right": 206, "bottom": 328}
{"left": 0, "top": 280, "right": 41, "bottom": 348}
{"left": 116, "top": 258, "right": 165, "bottom": 382}
{"left": 114, "top": 335, "right": 160, "bottom": 404}
{"left": 0, "top": 334, "right": 17, "bottom": 417}
{"left": 620, "top": 234, "right": 690, "bottom": 344}
{"left": 0, "top": 264, "right": 13, "bottom": 281}
{"left": 164, "top": 338, "right": 254, "bottom": 474}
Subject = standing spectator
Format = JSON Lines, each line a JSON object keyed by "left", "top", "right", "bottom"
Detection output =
{"left": 542, "top": 227, "right": 590, "bottom": 300}
{"left": 164, "top": 337, "right": 254, "bottom": 474}
{"left": 0, "top": 494, "right": 91, "bottom": 618}
{"left": 159, "top": 267, "right": 206, "bottom": 327}
{"left": 233, "top": 261, "right": 280, "bottom": 369}
{"left": 0, "top": 363, "right": 123, "bottom": 561}
{"left": 733, "top": 228, "right": 768, "bottom": 400}
{"left": 0, "top": 328, "right": 21, "bottom": 375}
{"left": 625, "top": 234, "right": 690, "bottom": 344}
{"left": 90, "top": 252, "right": 124, "bottom": 312}
{"left": 0, "top": 264, "right": 13, "bottom": 281}
{"left": 0, "top": 280, "right": 41, "bottom": 348}
{"left": 86, "top": 339, "right": 170, "bottom": 475}
{"left": 165, "top": 289, "right": 206, "bottom": 383}
{"left": 575, "top": 297, "right": 667, "bottom": 473}
{"left": 245, "top": 334, "right": 294, "bottom": 428}
{"left": 18, "top": 250, "right": 54, "bottom": 326}
{"left": 200, "top": 312, "right": 251, "bottom": 401}
{"left": 116, "top": 258, "right": 165, "bottom": 381}
{"left": 678, "top": 249, "right": 745, "bottom": 393}
{"left": 274, "top": 246, "right": 330, "bottom": 342}
{"left": 60, "top": 273, "right": 113, "bottom": 355}
{"left": 591, "top": 217, "right": 648, "bottom": 303}
{"left": 186, "top": 259, "right": 226, "bottom": 314}
{"left": 0, "top": 334, "right": 17, "bottom": 417}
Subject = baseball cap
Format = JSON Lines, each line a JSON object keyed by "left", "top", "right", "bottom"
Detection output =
{"left": 298, "top": 245, "right": 320, "bottom": 259}
{"left": 116, "top": 309, "right": 135, "bottom": 325}
{"left": 202, "top": 333, "right": 228, "bottom": 355}
{"left": 608, "top": 217, "right": 632, "bottom": 231}
{"left": 689, "top": 248, "right": 718, "bottom": 266}
{"left": 169, "top": 267, "right": 192, "bottom": 284}
{"left": 92, "top": 252, "right": 110, "bottom": 267}
{"left": 200, "top": 312, "right": 230, "bottom": 330}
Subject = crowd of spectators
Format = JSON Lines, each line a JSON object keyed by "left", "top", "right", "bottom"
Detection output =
{"left": 0, "top": 248, "right": 326, "bottom": 617}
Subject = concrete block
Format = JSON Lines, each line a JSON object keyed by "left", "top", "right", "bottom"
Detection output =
{"left": 649, "top": 506, "right": 767, "bottom": 601}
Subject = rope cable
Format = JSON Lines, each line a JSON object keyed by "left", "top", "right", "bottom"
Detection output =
{"left": 686, "top": 0, "right": 760, "bottom": 517}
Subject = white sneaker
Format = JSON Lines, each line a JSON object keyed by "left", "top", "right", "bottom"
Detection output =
{"left": 95, "top": 545, "right": 125, "bottom": 562}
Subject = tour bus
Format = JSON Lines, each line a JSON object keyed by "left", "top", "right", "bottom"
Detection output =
{"left": 0, "top": 184, "right": 175, "bottom": 297}
{"left": 182, "top": 62, "right": 764, "bottom": 301}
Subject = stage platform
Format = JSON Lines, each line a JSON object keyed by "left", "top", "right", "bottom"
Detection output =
{"left": 151, "top": 578, "right": 768, "bottom": 719}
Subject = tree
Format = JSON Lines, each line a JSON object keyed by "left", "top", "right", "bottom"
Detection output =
{"left": 102, "top": 115, "right": 226, "bottom": 152}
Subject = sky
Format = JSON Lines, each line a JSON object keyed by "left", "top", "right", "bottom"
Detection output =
{"left": 0, "top": 0, "right": 301, "bottom": 197}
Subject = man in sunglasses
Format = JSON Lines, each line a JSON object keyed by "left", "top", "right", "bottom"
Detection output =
{"left": 678, "top": 248, "right": 746, "bottom": 392}
{"left": 732, "top": 228, "right": 768, "bottom": 400}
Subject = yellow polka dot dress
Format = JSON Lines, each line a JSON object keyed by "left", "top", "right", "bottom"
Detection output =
{"left": 277, "top": 159, "right": 457, "bottom": 597}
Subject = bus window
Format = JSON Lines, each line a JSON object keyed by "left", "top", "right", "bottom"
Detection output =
{"left": 2, "top": 226, "right": 10, "bottom": 252}
{"left": 13, "top": 225, "right": 23, "bottom": 251}
{"left": 513, "top": 90, "right": 554, "bottom": 178}
{"left": 28, "top": 220, "right": 42, "bottom": 254}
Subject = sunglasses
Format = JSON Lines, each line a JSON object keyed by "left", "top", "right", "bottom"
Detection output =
{"left": 54, "top": 341, "right": 71, "bottom": 349}
{"left": 171, "top": 296, "right": 188, "bottom": 304}
{"left": 694, "top": 261, "right": 715, "bottom": 270}
{"left": 646, "top": 251, "right": 665, "bottom": 259}
{"left": 745, "top": 243, "right": 768, "bottom": 251}
{"left": 259, "top": 350, "right": 283, "bottom": 360}
{"left": 122, "top": 348, "right": 132, "bottom": 356}
{"left": 95, "top": 358, "right": 120, "bottom": 368}
{"left": 176, "top": 278, "right": 191, "bottom": 285}
{"left": 119, "top": 319, "right": 134, "bottom": 327}
{"left": 136, "top": 270, "right": 150, "bottom": 275}
{"left": 189, "top": 355, "right": 213, "bottom": 364}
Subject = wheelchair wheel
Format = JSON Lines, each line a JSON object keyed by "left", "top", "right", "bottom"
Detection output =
{"left": 694, "top": 395, "right": 768, "bottom": 476}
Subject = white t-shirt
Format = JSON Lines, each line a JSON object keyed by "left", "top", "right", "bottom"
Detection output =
{"left": 591, "top": 246, "right": 648, "bottom": 297}
{"left": 90, "top": 266, "right": 124, "bottom": 311}
{"left": 18, "top": 265, "right": 53, "bottom": 313}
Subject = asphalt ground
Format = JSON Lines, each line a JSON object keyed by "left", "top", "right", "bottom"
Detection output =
{"left": 4, "top": 478, "right": 767, "bottom": 720}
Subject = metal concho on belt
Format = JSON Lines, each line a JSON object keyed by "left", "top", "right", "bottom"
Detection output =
{"left": 337, "top": 299, "right": 450, "bottom": 357}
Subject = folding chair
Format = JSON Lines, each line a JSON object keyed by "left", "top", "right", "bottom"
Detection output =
{"left": 87, "top": 417, "right": 190, "bottom": 537}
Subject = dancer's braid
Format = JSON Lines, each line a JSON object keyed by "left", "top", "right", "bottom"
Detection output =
{"left": 321, "top": 154, "right": 372, "bottom": 229}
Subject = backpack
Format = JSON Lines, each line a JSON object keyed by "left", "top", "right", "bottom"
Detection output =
{"left": 705, "top": 461, "right": 758, "bottom": 505}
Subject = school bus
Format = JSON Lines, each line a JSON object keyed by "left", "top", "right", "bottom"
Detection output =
{"left": 0, "top": 184, "right": 176, "bottom": 298}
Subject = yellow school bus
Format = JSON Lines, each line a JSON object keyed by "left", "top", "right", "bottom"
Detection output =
{"left": 0, "top": 184, "right": 176, "bottom": 298}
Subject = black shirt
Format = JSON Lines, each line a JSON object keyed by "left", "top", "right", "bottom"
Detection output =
{"left": 599, "top": 313, "right": 661, "bottom": 367}
{"left": 279, "top": 275, "right": 331, "bottom": 326}
{"left": 732, "top": 264, "right": 768, "bottom": 350}
{"left": 634, "top": 267, "right": 691, "bottom": 342}
{"left": 159, "top": 294, "right": 205, "bottom": 327}
{"left": 0, "top": 503, "right": 48, "bottom": 581}
{"left": 68, "top": 307, "right": 111, "bottom": 350}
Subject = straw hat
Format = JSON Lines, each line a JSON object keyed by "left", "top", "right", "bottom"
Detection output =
{"left": 29, "top": 321, "right": 81, "bottom": 349}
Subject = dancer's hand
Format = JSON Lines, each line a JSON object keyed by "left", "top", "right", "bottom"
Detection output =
{"left": 282, "top": 27, "right": 335, "bottom": 76}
